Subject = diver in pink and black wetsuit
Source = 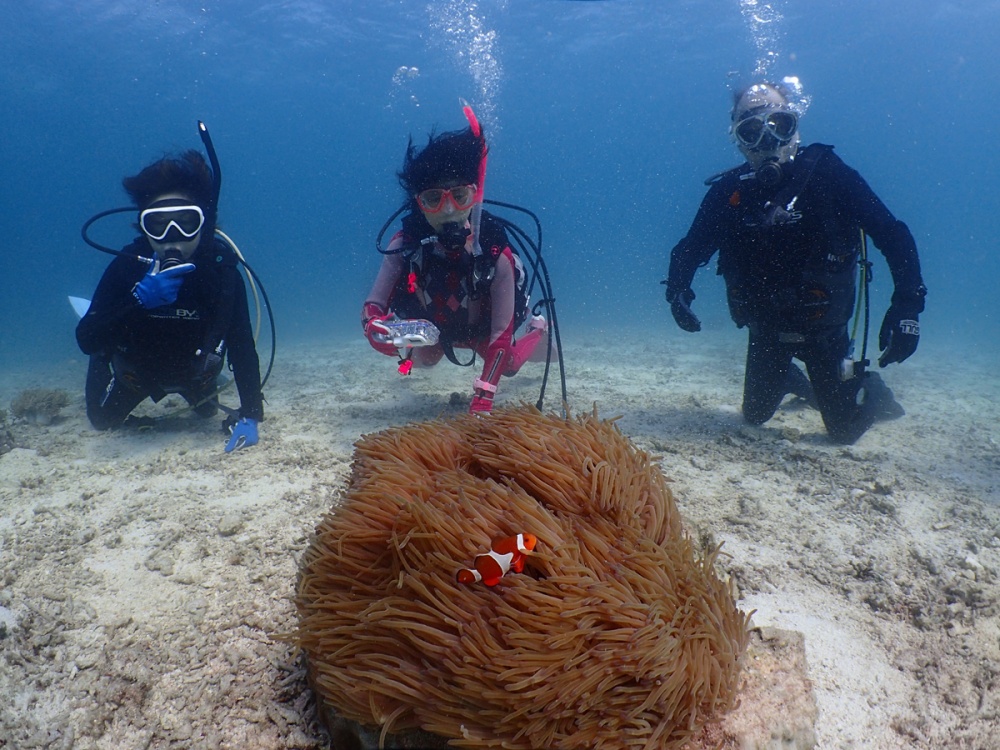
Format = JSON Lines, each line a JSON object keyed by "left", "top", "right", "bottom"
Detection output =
{"left": 361, "top": 112, "right": 551, "bottom": 415}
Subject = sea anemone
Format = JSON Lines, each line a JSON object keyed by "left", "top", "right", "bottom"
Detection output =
{"left": 295, "top": 406, "right": 750, "bottom": 749}
{"left": 0, "top": 411, "right": 14, "bottom": 456}
{"left": 10, "top": 389, "right": 71, "bottom": 426}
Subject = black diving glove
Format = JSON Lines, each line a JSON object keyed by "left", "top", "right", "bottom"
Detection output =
{"left": 665, "top": 286, "right": 701, "bottom": 333}
{"left": 878, "top": 289, "right": 925, "bottom": 367}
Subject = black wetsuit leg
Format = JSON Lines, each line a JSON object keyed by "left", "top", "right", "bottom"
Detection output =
{"left": 799, "top": 328, "right": 873, "bottom": 444}
{"left": 85, "top": 355, "right": 148, "bottom": 430}
{"left": 742, "top": 330, "right": 795, "bottom": 425}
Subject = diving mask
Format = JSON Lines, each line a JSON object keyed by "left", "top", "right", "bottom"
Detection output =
{"left": 416, "top": 184, "right": 477, "bottom": 213}
{"left": 733, "top": 109, "right": 798, "bottom": 149}
{"left": 139, "top": 204, "right": 205, "bottom": 241}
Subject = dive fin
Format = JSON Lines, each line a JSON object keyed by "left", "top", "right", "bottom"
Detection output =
{"left": 69, "top": 296, "right": 91, "bottom": 319}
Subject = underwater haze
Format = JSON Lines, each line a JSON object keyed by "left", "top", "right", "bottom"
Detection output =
{"left": 1, "top": 0, "right": 998, "bottom": 369}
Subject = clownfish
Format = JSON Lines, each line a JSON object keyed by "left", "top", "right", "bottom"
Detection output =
{"left": 456, "top": 533, "right": 537, "bottom": 587}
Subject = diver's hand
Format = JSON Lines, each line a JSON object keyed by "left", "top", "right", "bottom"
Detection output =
{"left": 666, "top": 287, "right": 701, "bottom": 333}
{"left": 362, "top": 302, "right": 399, "bottom": 356}
{"left": 878, "top": 308, "right": 920, "bottom": 367}
{"left": 225, "top": 417, "right": 259, "bottom": 453}
{"left": 132, "top": 260, "right": 195, "bottom": 309}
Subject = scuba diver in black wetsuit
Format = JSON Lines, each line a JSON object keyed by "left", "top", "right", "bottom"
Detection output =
{"left": 77, "top": 140, "right": 265, "bottom": 453}
{"left": 664, "top": 80, "right": 926, "bottom": 444}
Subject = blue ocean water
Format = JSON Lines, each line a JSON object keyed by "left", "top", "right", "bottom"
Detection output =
{"left": 1, "top": 0, "right": 997, "bottom": 369}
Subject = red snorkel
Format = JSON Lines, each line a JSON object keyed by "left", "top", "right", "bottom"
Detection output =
{"left": 461, "top": 98, "right": 488, "bottom": 257}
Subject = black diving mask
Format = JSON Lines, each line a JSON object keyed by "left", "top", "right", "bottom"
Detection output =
{"left": 734, "top": 109, "right": 798, "bottom": 149}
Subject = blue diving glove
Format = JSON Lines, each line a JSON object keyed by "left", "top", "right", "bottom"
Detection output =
{"left": 132, "top": 260, "right": 195, "bottom": 309}
{"left": 225, "top": 417, "right": 259, "bottom": 453}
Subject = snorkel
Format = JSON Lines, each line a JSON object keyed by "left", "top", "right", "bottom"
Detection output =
{"left": 461, "top": 98, "right": 488, "bottom": 259}
{"left": 197, "top": 120, "right": 222, "bottom": 236}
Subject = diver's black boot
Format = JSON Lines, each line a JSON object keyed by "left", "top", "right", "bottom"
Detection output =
{"left": 860, "top": 372, "right": 905, "bottom": 421}
{"left": 184, "top": 391, "right": 220, "bottom": 418}
{"left": 193, "top": 398, "right": 220, "bottom": 419}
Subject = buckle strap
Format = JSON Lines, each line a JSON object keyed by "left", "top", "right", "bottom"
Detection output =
{"left": 778, "top": 332, "right": 807, "bottom": 343}
{"left": 474, "top": 378, "right": 498, "bottom": 394}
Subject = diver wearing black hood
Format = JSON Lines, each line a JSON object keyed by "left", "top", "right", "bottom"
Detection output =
{"left": 664, "top": 81, "right": 926, "bottom": 444}
{"left": 76, "top": 149, "right": 264, "bottom": 451}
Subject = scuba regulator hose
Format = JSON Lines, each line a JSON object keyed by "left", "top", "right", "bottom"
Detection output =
{"left": 855, "top": 229, "right": 873, "bottom": 372}
{"left": 486, "top": 199, "right": 566, "bottom": 413}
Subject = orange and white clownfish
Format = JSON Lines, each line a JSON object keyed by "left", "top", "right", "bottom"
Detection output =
{"left": 456, "top": 533, "right": 537, "bottom": 587}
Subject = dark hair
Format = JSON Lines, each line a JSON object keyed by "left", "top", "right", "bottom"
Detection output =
{"left": 397, "top": 127, "right": 486, "bottom": 197}
{"left": 122, "top": 150, "right": 214, "bottom": 209}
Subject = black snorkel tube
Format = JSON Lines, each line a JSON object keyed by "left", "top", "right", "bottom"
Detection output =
{"left": 198, "top": 120, "right": 222, "bottom": 231}
{"left": 196, "top": 120, "right": 276, "bottom": 390}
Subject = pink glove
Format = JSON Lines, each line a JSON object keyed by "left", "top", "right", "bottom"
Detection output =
{"left": 469, "top": 378, "right": 497, "bottom": 415}
{"left": 362, "top": 302, "right": 398, "bottom": 357}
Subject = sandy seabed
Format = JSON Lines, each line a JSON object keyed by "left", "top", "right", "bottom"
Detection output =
{"left": 1, "top": 328, "right": 998, "bottom": 749}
